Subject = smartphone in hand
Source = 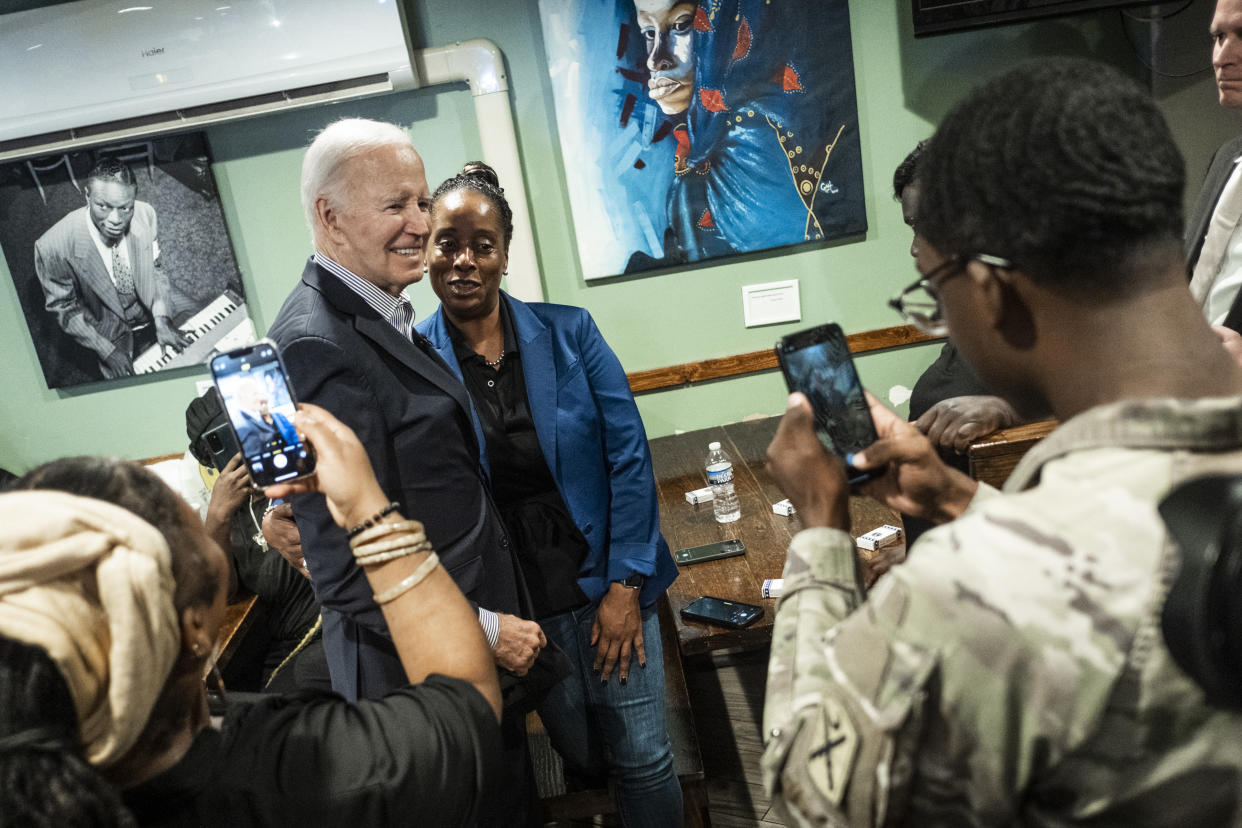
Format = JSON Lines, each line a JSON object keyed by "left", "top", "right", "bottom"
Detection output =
{"left": 209, "top": 339, "right": 315, "bottom": 488}
{"left": 775, "top": 322, "right": 881, "bottom": 484}
{"left": 201, "top": 422, "right": 242, "bottom": 472}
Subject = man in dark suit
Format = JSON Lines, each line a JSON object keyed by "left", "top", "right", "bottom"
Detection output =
{"left": 33, "top": 158, "right": 190, "bottom": 378}
{"left": 1188, "top": 0, "right": 1242, "bottom": 341}
{"left": 266, "top": 119, "right": 546, "bottom": 825}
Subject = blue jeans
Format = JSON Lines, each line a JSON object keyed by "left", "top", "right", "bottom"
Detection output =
{"left": 538, "top": 603, "right": 683, "bottom": 827}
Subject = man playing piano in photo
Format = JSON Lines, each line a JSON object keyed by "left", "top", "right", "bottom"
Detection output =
{"left": 33, "top": 157, "right": 190, "bottom": 379}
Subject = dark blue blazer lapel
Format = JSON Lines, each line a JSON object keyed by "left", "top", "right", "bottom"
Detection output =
{"left": 299, "top": 262, "right": 476, "bottom": 419}
{"left": 508, "top": 295, "right": 559, "bottom": 478}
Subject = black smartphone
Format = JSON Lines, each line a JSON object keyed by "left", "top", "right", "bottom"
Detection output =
{"left": 680, "top": 596, "right": 764, "bottom": 629}
{"left": 202, "top": 422, "right": 242, "bottom": 472}
{"left": 674, "top": 538, "right": 746, "bottom": 566}
{"left": 775, "top": 322, "right": 881, "bottom": 484}
{"left": 209, "top": 338, "right": 315, "bottom": 488}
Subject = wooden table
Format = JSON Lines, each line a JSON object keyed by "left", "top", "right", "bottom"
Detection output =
{"left": 203, "top": 592, "right": 258, "bottom": 680}
{"left": 968, "top": 419, "right": 1058, "bottom": 489}
{"left": 650, "top": 417, "right": 901, "bottom": 658}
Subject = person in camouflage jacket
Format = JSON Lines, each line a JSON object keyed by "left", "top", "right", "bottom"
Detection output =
{"left": 761, "top": 57, "right": 1242, "bottom": 827}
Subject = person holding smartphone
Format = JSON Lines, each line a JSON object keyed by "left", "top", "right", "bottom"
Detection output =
{"left": 418, "top": 162, "right": 682, "bottom": 826}
{"left": 0, "top": 405, "right": 502, "bottom": 826}
{"left": 185, "top": 387, "right": 326, "bottom": 692}
{"left": 761, "top": 58, "right": 1242, "bottom": 826}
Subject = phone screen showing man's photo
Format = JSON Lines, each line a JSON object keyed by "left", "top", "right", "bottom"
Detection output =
{"left": 211, "top": 344, "right": 312, "bottom": 486}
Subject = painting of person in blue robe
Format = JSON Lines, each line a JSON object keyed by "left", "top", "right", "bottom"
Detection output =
{"left": 539, "top": 0, "right": 866, "bottom": 278}
{"left": 660, "top": 0, "right": 867, "bottom": 266}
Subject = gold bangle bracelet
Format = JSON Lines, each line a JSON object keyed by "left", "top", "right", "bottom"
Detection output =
{"left": 355, "top": 538, "right": 433, "bottom": 567}
{"left": 353, "top": 530, "right": 429, "bottom": 557}
{"left": 350, "top": 519, "right": 425, "bottom": 549}
{"left": 372, "top": 552, "right": 440, "bottom": 605}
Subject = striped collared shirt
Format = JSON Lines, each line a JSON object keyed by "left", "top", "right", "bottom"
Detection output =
{"left": 313, "top": 252, "right": 415, "bottom": 339}
{"left": 310, "top": 251, "right": 501, "bottom": 649}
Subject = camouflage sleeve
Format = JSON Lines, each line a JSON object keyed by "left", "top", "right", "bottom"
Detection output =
{"left": 763, "top": 488, "right": 1132, "bottom": 827}
{"left": 762, "top": 527, "right": 934, "bottom": 827}
{"left": 966, "top": 481, "right": 1002, "bottom": 507}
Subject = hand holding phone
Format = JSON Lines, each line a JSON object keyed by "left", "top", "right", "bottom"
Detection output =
{"left": 775, "top": 323, "right": 881, "bottom": 484}
{"left": 210, "top": 339, "right": 315, "bottom": 488}
{"left": 262, "top": 403, "right": 393, "bottom": 531}
{"left": 201, "top": 422, "right": 241, "bottom": 473}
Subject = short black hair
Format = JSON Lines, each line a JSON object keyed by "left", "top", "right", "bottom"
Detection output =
{"left": 915, "top": 57, "right": 1184, "bottom": 293}
{"left": 85, "top": 157, "right": 137, "bottom": 191}
{"left": 892, "top": 140, "right": 927, "bottom": 201}
{"left": 431, "top": 161, "right": 514, "bottom": 250}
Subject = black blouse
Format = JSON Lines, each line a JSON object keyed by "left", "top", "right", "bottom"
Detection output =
{"left": 446, "top": 299, "right": 589, "bottom": 619}
{"left": 122, "top": 676, "right": 499, "bottom": 827}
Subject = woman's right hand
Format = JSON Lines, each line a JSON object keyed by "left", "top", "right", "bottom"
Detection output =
{"left": 264, "top": 403, "right": 391, "bottom": 531}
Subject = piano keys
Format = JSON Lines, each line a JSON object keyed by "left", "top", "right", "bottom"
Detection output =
{"left": 133, "top": 291, "right": 257, "bottom": 374}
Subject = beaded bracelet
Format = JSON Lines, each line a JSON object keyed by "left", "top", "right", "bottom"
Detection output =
{"left": 372, "top": 552, "right": 440, "bottom": 605}
{"left": 345, "top": 502, "right": 400, "bottom": 539}
{"left": 355, "top": 536, "right": 434, "bottom": 568}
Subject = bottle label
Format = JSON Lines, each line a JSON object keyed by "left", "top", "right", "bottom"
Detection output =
{"left": 706, "top": 464, "right": 733, "bottom": 485}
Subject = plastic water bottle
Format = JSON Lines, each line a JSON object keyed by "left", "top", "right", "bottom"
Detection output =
{"left": 706, "top": 441, "right": 741, "bottom": 523}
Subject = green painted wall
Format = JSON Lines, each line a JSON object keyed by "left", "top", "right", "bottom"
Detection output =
{"left": 1, "top": 0, "right": 1236, "bottom": 472}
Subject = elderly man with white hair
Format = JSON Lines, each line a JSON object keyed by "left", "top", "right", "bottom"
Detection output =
{"left": 266, "top": 118, "right": 547, "bottom": 827}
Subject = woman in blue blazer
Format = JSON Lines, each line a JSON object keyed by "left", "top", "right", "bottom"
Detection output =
{"left": 417, "top": 164, "right": 682, "bottom": 827}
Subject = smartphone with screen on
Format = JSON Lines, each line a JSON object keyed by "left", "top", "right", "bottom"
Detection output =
{"left": 680, "top": 596, "right": 764, "bottom": 629}
{"left": 202, "top": 422, "right": 242, "bottom": 472}
{"left": 674, "top": 538, "right": 746, "bottom": 566}
{"left": 209, "top": 338, "right": 315, "bottom": 488}
{"left": 775, "top": 322, "right": 881, "bottom": 484}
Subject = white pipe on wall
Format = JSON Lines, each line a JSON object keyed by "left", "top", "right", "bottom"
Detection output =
{"left": 414, "top": 40, "right": 544, "bottom": 302}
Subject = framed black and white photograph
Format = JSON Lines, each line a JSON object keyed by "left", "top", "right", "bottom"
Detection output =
{"left": 0, "top": 132, "right": 255, "bottom": 389}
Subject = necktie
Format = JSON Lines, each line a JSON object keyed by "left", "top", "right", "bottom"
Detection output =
{"left": 111, "top": 242, "right": 135, "bottom": 296}
{"left": 1190, "top": 159, "right": 1242, "bottom": 308}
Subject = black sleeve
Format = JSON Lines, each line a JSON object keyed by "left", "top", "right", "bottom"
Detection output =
{"left": 217, "top": 676, "right": 501, "bottom": 827}
{"left": 227, "top": 502, "right": 318, "bottom": 644}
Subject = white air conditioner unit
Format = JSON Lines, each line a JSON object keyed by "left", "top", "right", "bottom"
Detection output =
{"left": 0, "top": 0, "right": 420, "bottom": 162}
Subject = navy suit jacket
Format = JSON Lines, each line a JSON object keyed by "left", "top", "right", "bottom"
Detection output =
{"left": 267, "top": 259, "right": 521, "bottom": 701}
{"left": 1186, "top": 134, "right": 1242, "bottom": 333}
{"left": 418, "top": 294, "right": 677, "bottom": 609}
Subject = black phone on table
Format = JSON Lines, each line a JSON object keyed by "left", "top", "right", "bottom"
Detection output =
{"left": 209, "top": 338, "right": 315, "bottom": 488}
{"left": 680, "top": 596, "right": 764, "bottom": 629}
{"left": 775, "top": 322, "right": 881, "bottom": 484}
{"left": 674, "top": 538, "right": 746, "bottom": 566}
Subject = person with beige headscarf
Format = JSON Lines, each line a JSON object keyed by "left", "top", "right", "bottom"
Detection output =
{"left": 0, "top": 405, "right": 503, "bottom": 827}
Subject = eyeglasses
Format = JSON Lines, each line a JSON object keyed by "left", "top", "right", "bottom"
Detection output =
{"left": 888, "top": 253, "right": 1013, "bottom": 336}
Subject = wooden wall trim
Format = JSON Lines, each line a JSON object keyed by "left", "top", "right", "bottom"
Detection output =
{"left": 626, "top": 324, "right": 940, "bottom": 394}
{"left": 140, "top": 452, "right": 186, "bottom": 467}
